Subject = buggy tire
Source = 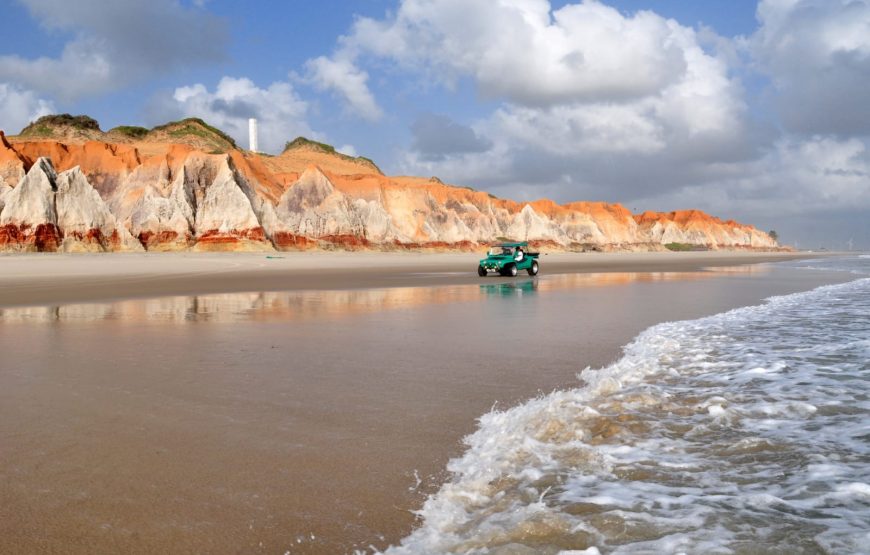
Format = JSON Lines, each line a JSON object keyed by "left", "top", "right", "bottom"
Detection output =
{"left": 502, "top": 263, "right": 518, "bottom": 277}
{"left": 527, "top": 261, "right": 539, "bottom": 276}
{"left": 477, "top": 265, "right": 487, "bottom": 277}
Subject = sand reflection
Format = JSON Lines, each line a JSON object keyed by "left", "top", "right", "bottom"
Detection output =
{"left": 0, "top": 268, "right": 748, "bottom": 324}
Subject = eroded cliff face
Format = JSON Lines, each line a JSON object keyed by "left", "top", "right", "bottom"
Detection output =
{"left": 0, "top": 155, "right": 141, "bottom": 253}
{"left": 0, "top": 158, "right": 61, "bottom": 251}
{"left": 0, "top": 132, "right": 780, "bottom": 253}
{"left": 56, "top": 167, "right": 142, "bottom": 252}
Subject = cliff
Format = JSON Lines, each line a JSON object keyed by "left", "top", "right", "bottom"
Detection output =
{"left": 0, "top": 116, "right": 780, "bottom": 253}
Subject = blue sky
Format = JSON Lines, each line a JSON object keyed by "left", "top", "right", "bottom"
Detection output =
{"left": 1, "top": 0, "right": 868, "bottom": 248}
{"left": 0, "top": 0, "right": 761, "bottom": 158}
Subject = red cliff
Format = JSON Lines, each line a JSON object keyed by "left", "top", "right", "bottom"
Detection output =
{"left": 0, "top": 117, "right": 780, "bottom": 253}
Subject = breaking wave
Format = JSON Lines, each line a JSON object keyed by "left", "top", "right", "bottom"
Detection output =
{"left": 384, "top": 258, "right": 870, "bottom": 554}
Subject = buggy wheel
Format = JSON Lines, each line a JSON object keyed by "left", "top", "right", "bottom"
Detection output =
{"left": 477, "top": 265, "right": 487, "bottom": 277}
{"left": 527, "top": 261, "right": 538, "bottom": 276}
{"left": 503, "top": 263, "right": 517, "bottom": 277}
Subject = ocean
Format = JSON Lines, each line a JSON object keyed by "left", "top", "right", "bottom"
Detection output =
{"left": 385, "top": 256, "right": 870, "bottom": 555}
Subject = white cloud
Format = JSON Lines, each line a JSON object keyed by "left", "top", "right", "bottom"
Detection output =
{"left": 0, "top": 82, "right": 55, "bottom": 134}
{"left": 751, "top": 0, "right": 870, "bottom": 135}
{"left": 627, "top": 135, "right": 870, "bottom": 247}
{"left": 483, "top": 25, "right": 749, "bottom": 160}
{"left": 363, "top": 0, "right": 750, "bottom": 201}
{"left": 411, "top": 114, "right": 493, "bottom": 161}
{"left": 337, "top": 144, "right": 358, "bottom": 157}
{"left": 634, "top": 136, "right": 870, "bottom": 217}
{"left": 148, "top": 77, "right": 314, "bottom": 154}
{"left": 314, "top": 0, "right": 747, "bottom": 160}
{"left": 344, "top": 0, "right": 692, "bottom": 106}
{"left": 0, "top": 0, "right": 227, "bottom": 101}
{"left": 304, "top": 56, "right": 383, "bottom": 121}
{"left": 309, "top": 0, "right": 730, "bottom": 119}
{"left": 0, "top": 39, "right": 115, "bottom": 101}
{"left": 370, "top": 0, "right": 868, "bottom": 247}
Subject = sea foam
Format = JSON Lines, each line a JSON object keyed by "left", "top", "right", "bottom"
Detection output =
{"left": 383, "top": 258, "right": 870, "bottom": 555}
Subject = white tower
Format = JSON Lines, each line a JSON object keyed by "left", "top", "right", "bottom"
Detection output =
{"left": 248, "top": 118, "right": 259, "bottom": 152}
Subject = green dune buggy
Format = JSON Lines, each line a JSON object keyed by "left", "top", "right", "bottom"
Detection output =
{"left": 477, "top": 242, "right": 539, "bottom": 277}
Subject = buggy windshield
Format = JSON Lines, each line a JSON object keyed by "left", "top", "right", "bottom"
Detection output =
{"left": 488, "top": 246, "right": 513, "bottom": 256}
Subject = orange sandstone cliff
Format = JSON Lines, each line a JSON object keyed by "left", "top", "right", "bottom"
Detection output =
{"left": 0, "top": 116, "right": 780, "bottom": 253}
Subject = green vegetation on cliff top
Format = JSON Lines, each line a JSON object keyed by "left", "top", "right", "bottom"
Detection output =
{"left": 16, "top": 116, "right": 381, "bottom": 172}
{"left": 283, "top": 136, "right": 337, "bottom": 154}
{"left": 19, "top": 115, "right": 237, "bottom": 150}
{"left": 108, "top": 125, "right": 149, "bottom": 139}
{"left": 20, "top": 114, "right": 102, "bottom": 137}
{"left": 151, "top": 118, "right": 238, "bottom": 149}
{"left": 283, "top": 136, "right": 382, "bottom": 174}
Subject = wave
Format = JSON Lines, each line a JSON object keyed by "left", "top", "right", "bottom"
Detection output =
{"left": 383, "top": 273, "right": 870, "bottom": 555}
{"left": 781, "top": 255, "right": 870, "bottom": 276}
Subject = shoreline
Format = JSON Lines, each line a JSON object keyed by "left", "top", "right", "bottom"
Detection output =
{"left": 0, "top": 250, "right": 830, "bottom": 308}
{"left": 0, "top": 253, "right": 857, "bottom": 554}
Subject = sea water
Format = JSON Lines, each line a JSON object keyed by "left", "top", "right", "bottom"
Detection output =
{"left": 385, "top": 257, "right": 870, "bottom": 555}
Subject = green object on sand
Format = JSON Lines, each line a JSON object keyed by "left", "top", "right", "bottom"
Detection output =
{"left": 477, "top": 241, "right": 540, "bottom": 278}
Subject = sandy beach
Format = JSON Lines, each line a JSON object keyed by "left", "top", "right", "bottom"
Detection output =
{"left": 0, "top": 251, "right": 824, "bottom": 308}
{"left": 0, "top": 251, "right": 851, "bottom": 554}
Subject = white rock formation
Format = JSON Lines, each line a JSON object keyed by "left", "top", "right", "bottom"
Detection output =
{"left": 0, "top": 157, "right": 61, "bottom": 251}
{"left": 0, "top": 182, "right": 12, "bottom": 214}
{"left": 55, "top": 167, "right": 143, "bottom": 252}
{"left": 193, "top": 157, "right": 269, "bottom": 250}
{"left": 505, "top": 204, "right": 568, "bottom": 243}
{"left": 277, "top": 167, "right": 358, "bottom": 238}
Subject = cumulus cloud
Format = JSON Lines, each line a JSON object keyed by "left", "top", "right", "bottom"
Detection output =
{"left": 750, "top": 0, "right": 870, "bottom": 136}
{"left": 147, "top": 77, "right": 314, "bottom": 154}
{"left": 634, "top": 137, "right": 870, "bottom": 216}
{"left": 627, "top": 136, "right": 870, "bottom": 247}
{"left": 0, "top": 39, "right": 115, "bottom": 101}
{"left": 361, "top": 0, "right": 752, "bottom": 202}
{"left": 411, "top": 114, "right": 493, "bottom": 161}
{"left": 357, "top": 0, "right": 868, "bottom": 246}
{"left": 308, "top": 0, "right": 732, "bottom": 118}
{"left": 345, "top": 0, "right": 698, "bottom": 105}
{"left": 317, "top": 0, "right": 748, "bottom": 158}
{"left": 0, "top": 82, "right": 55, "bottom": 134}
{"left": 304, "top": 56, "right": 383, "bottom": 120}
{"left": 0, "top": 0, "right": 227, "bottom": 101}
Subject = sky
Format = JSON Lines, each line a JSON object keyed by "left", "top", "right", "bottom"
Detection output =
{"left": 0, "top": 0, "right": 868, "bottom": 250}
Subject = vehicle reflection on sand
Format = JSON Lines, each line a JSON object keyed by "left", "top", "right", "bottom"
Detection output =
{"left": 0, "top": 266, "right": 767, "bottom": 324}
{"left": 480, "top": 279, "right": 539, "bottom": 297}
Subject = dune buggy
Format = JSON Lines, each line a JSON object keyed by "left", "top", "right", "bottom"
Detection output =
{"left": 477, "top": 242, "right": 539, "bottom": 277}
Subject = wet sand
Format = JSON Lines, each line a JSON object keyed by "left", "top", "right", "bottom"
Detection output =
{"left": 0, "top": 253, "right": 850, "bottom": 554}
{"left": 0, "top": 251, "right": 821, "bottom": 308}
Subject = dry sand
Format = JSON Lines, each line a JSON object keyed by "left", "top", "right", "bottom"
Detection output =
{"left": 0, "top": 251, "right": 850, "bottom": 554}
